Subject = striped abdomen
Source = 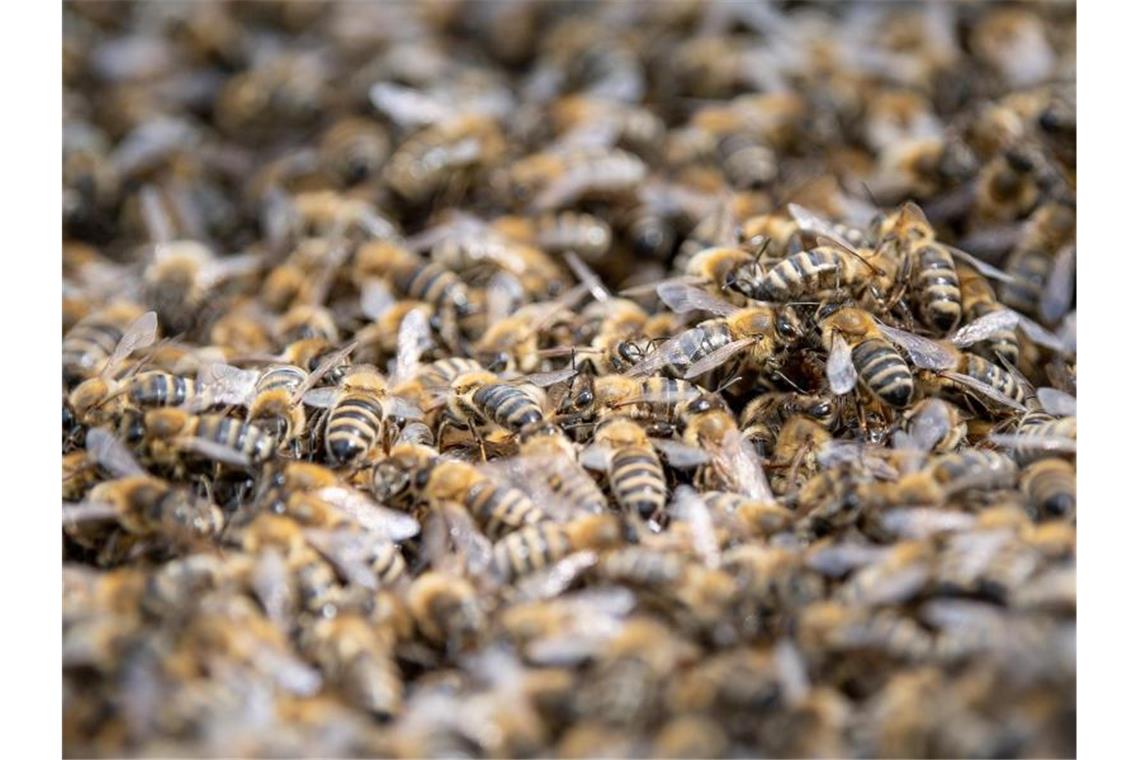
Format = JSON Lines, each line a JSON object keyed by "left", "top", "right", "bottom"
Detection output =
{"left": 965, "top": 301, "right": 1019, "bottom": 367}
{"left": 192, "top": 414, "right": 276, "bottom": 465}
{"left": 913, "top": 244, "right": 962, "bottom": 332}
{"left": 464, "top": 479, "right": 546, "bottom": 539}
{"left": 628, "top": 377, "right": 700, "bottom": 424}
{"left": 851, "top": 338, "right": 913, "bottom": 408}
{"left": 1000, "top": 247, "right": 1051, "bottom": 315}
{"left": 62, "top": 320, "right": 124, "bottom": 384}
{"left": 472, "top": 383, "right": 544, "bottom": 431}
{"left": 127, "top": 372, "right": 200, "bottom": 408}
{"left": 396, "top": 260, "right": 468, "bottom": 311}
{"left": 369, "top": 543, "right": 407, "bottom": 586}
{"left": 1021, "top": 458, "right": 1076, "bottom": 518}
{"left": 663, "top": 321, "right": 734, "bottom": 379}
{"left": 962, "top": 354, "right": 1026, "bottom": 404}
{"left": 491, "top": 523, "right": 574, "bottom": 582}
{"left": 608, "top": 445, "right": 668, "bottom": 522}
{"left": 416, "top": 357, "right": 483, "bottom": 388}
{"left": 257, "top": 364, "right": 307, "bottom": 396}
{"left": 326, "top": 391, "right": 385, "bottom": 464}
{"left": 756, "top": 247, "right": 859, "bottom": 301}
{"left": 599, "top": 546, "right": 686, "bottom": 587}
{"left": 930, "top": 450, "right": 1017, "bottom": 491}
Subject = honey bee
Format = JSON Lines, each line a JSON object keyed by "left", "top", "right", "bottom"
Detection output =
{"left": 581, "top": 416, "right": 670, "bottom": 530}
{"left": 928, "top": 450, "right": 1019, "bottom": 495}
{"left": 768, "top": 415, "right": 833, "bottom": 497}
{"left": 680, "top": 393, "right": 773, "bottom": 500}
{"left": 299, "top": 613, "right": 403, "bottom": 717}
{"left": 1001, "top": 201, "right": 1076, "bottom": 320}
{"left": 385, "top": 114, "right": 506, "bottom": 204}
{"left": 66, "top": 310, "right": 158, "bottom": 427}
{"left": 215, "top": 52, "right": 328, "bottom": 139}
{"left": 958, "top": 264, "right": 1020, "bottom": 366}
{"left": 820, "top": 307, "right": 915, "bottom": 408}
{"left": 740, "top": 391, "right": 839, "bottom": 457}
{"left": 354, "top": 241, "right": 474, "bottom": 339}
{"left": 63, "top": 302, "right": 150, "bottom": 386}
{"left": 125, "top": 370, "right": 203, "bottom": 410}
{"left": 498, "top": 145, "right": 646, "bottom": 211}
{"left": 1020, "top": 458, "right": 1075, "bottom": 520}
{"left": 406, "top": 570, "right": 486, "bottom": 652}
{"left": 491, "top": 514, "right": 621, "bottom": 584}
{"left": 492, "top": 210, "right": 613, "bottom": 262}
{"left": 443, "top": 369, "right": 556, "bottom": 435}
{"left": 626, "top": 283, "right": 802, "bottom": 381}
{"left": 134, "top": 408, "right": 277, "bottom": 470}
{"left": 317, "top": 117, "right": 391, "bottom": 188}
{"left": 143, "top": 239, "right": 261, "bottom": 336}
{"left": 501, "top": 421, "right": 609, "bottom": 516}
{"left": 902, "top": 398, "right": 967, "bottom": 454}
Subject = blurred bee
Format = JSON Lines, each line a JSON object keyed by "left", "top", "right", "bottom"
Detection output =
{"left": 958, "top": 264, "right": 1020, "bottom": 366}
{"left": 406, "top": 570, "right": 486, "bottom": 652}
{"left": 66, "top": 310, "right": 158, "bottom": 427}
{"left": 1020, "top": 458, "right": 1075, "bottom": 520}
{"left": 318, "top": 117, "right": 392, "bottom": 188}
{"left": 299, "top": 613, "right": 403, "bottom": 717}
{"left": 133, "top": 408, "right": 277, "bottom": 471}
{"left": 928, "top": 450, "right": 1019, "bottom": 494}
{"left": 903, "top": 398, "right": 967, "bottom": 454}
{"left": 625, "top": 283, "right": 803, "bottom": 381}
{"left": 384, "top": 115, "right": 506, "bottom": 204}
{"left": 1000, "top": 201, "right": 1076, "bottom": 320}
{"left": 498, "top": 145, "right": 646, "bottom": 211}
{"left": 215, "top": 52, "right": 328, "bottom": 139}
{"left": 492, "top": 210, "right": 613, "bottom": 262}
{"left": 680, "top": 393, "right": 773, "bottom": 501}
{"left": 63, "top": 302, "right": 150, "bottom": 386}
{"left": 63, "top": 430, "right": 224, "bottom": 546}
{"left": 491, "top": 513, "right": 621, "bottom": 583}
{"left": 506, "top": 421, "right": 609, "bottom": 516}
{"left": 768, "top": 416, "right": 834, "bottom": 497}
{"left": 274, "top": 304, "right": 340, "bottom": 345}
{"left": 972, "top": 148, "right": 1041, "bottom": 224}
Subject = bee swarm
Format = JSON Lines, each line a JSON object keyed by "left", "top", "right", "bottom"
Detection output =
{"left": 63, "top": 2, "right": 1075, "bottom": 757}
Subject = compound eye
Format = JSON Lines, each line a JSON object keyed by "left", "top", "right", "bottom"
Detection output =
{"left": 810, "top": 402, "right": 833, "bottom": 418}
{"left": 777, "top": 316, "right": 798, "bottom": 340}
{"left": 414, "top": 469, "right": 430, "bottom": 489}
{"left": 487, "top": 353, "right": 510, "bottom": 373}
{"left": 575, "top": 390, "right": 594, "bottom": 408}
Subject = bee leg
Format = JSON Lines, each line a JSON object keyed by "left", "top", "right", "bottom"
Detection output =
{"left": 468, "top": 420, "right": 487, "bottom": 462}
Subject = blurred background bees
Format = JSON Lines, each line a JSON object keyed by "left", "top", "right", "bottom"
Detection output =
{"left": 63, "top": 1, "right": 1075, "bottom": 757}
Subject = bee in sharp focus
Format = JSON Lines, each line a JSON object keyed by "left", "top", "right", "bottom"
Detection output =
{"left": 581, "top": 416, "right": 670, "bottom": 530}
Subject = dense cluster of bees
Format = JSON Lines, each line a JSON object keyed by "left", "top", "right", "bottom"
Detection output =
{"left": 63, "top": 2, "right": 1075, "bottom": 757}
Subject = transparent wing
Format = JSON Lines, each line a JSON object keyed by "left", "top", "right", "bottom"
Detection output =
{"left": 627, "top": 385, "right": 703, "bottom": 405}
{"left": 197, "top": 363, "right": 260, "bottom": 407}
{"left": 360, "top": 277, "right": 395, "bottom": 320}
{"left": 525, "top": 366, "right": 578, "bottom": 388}
{"left": 564, "top": 251, "right": 611, "bottom": 303}
{"left": 952, "top": 309, "right": 1020, "bottom": 347}
{"left": 85, "top": 427, "right": 145, "bottom": 478}
{"left": 303, "top": 528, "right": 385, "bottom": 590}
{"left": 1015, "top": 312, "right": 1070, "bottom": 354}
{"left": 656, "top": 281, "right": 739, "bottom": 317}
{"left": 315, "top": 486, "right": 420, "bottom": 541}
{"left": 806, "top": 541, "right": 890, "bottom": 576}
{"left": 199, "top": 252, "right": 263, "bottom": 289}
{"left": 670, "top": 486, "right": 720, "bottom": 568}
{"left": 383, "top": 395, "right": 425, "bottom": 420}
{"left": 651, "top": 438, "right": 710, "bottom": 468}
{"left": 827, "top": 335, "right": 857, "bottom": 394}
{"left": 619, "top": 275, "right": 701, "bottom": 297}
{"left": 906, "top": 399, "right": 951, "bottom": 455}
{"left": 787, "top": 203, "right": 861, "bottom": 256}
{"left": 945, "top": 244, "right": 1023, "bottom": 285}
{"left": 394, "top": 309, "right": 433, "bottom": 386}
{"left": 624, "top": 328, "right": 702, "bottom": 377}
{"left": 939, "top": 371, "right": 1028, "bottom": 412}
{"left": 987, "top": 433, "right": 1077, "bottom": 454}
{"left": 369, "top": 82, "right": 451, "bottom": 128}
{"left": 877, "top": 323, "right": 958, "bottom": 370}
{"left": 1037, "top": 387, "right": 1076, "bottom": 417}
{"left": 62, "top": 500, "right": 119, "bottom": 525}
{"left": 301, "top": 387, "right": 339, "bottom": 409}
{"left": 482, "top": 455, "right": 604, "bottom": 519}
{"left": 715, "top": 428, "right": 773, "bottom": 501}
{"left": 290, "top": 341, "right": 358, "bottom": 403}
{"left": 879, "top": 508, "right": 977, "bottom": 539}
{"left": 178, "top": 438, "right": 253, "bottom": 467}
{"left": 102, "top": 311, "right": 158, "bottom": 377}
{"left": 817, "top": 441, "right": 900, "bottom": 480}
{"left": 578, "top": 444, "right": 611, "bottom": 471}
{"left": 139, "top": 185, "right": 173, "bottom": 245}
{"left": 486, "top": 271, "right": 524, "bottom": 326}
{"left": 250, "top": 548, "right": 293, "bottom": 628}
{"left": 438, "top": 501, "right": 494, "bottom": 578}
{"left": 1041, "top": 244, "right": 1075, "bottom": 324}
{"left": 511, "top": 551, "right": 599, "bottom": 601}
{"left": 683, "top": 337, "right": 756, "bottom": 379}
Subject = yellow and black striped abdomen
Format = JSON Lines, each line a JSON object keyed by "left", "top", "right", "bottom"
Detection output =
{"left": 472, "top": 383, "right": 544, "bottom": 431}
{"left": 1021, "top": 458, "right": 1076, "bottom": 518}
{"left": 609, "top": 445, "right": 668, "bottom": 522}
{"left": 464, "top": 479, "right": 546, "bottom": 539}
{"left": 664, "top": 321, "right": 734, "bottom": 379}
{"left": 913, "top": 245, "right": 962, "bottom": 332}
{"left": 966, "top": 301, "right": 1019, "bottom": 366}
{"left": 398, "top": 260, "right": 467, "bottom": 311}
{"left": 369, "top": 543, "right": 408, "bottom": 585}
{"left": 63, "top": 320, "right": 124, "bottom": 383}
{"left": 418, "top": 357, "right": 483, "bottom": 387}
{"left": 491, "top": 523, "right": 574, "bottom": 582}
{"left": 962, "top": 354, "right": 1025, "bottom": 404}
{"left": 326, "top": 392, "right": 385, "bottom": 464}
{"left": 193, "top": 414, "right": 276, "bottom": 465}
{"left": 1000, "top": 247, "right": 1051, "bottom": 315}
{"left": 851, "top": 338, "right": 913, "bottom": 408}
{"left": 757, "top": 248, "right": 852, "bottom": 300}
{"left": 128, "top": 371, "right": 198, "bottom": 408}
{"left": 257, "top": 365, "right": 307, "bottom": 396}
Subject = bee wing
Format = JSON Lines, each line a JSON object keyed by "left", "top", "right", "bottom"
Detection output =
{"left": 486, "top": 271, "right": 524, "bottom": 326}
{"left": 369, "top": 82, "right": 451, "bottom": 128}
{"left": 525, "top": 366, "right": 579, "bottom": 388}
{"left": 905, "top": 399, "right": 951, "bottom": 455}
{"left": 951, "top": 309, "right": 1020, "bottom": 347}
{"left": 578, "top": 444, "right": 611, "bottom": 471}
{"left": 511, "top": 551, "right": 599, "bottom": 601}
{"left": 806, "top": 541, "right": 890, "bottom": 576}
{"left": 394, "top": 309, "right": 433, "bottom": 386}
{"left": 482, "top": 455, "right": 602, "bottom": 520}
{"left": 938, "top": 371, "right": 1028, "bottom": 412}
{"left": 564, "top": 251, "right": 611, "bottom": 302}
{"left": 383, "top": 395, "right": 425, "bottom": 420}
{"left": 670, "top": 486, "right": 720, "bottom": 568}
{"left": 438, "top": 501, "right": 494, "bottom": 578}
{"left": 628, "top": 385, "right": 703, "bottom": 405}
{"left": 315, "top": 486, "right": 420, "bottom": 541}
{"left": 879, "top": 508, "right": 977, "bottom": 539}
{"left": 619, "top": 275, "right": 701, "bottom": 297}
{"left": 85, "top": 427, "right": 146, "bottom": 478}
{"left": 683, "top": 337, "right": 756, "bottom": 379}
{"left": 360, "top": 277, "right": 395, "bottom": 321}
{"left": 250, "top": 548, "right": 294, "bottom": 628}
{"left": 102, "top": 311, "right": 158, "bottom": 378}
{"left": 787, "top": 203, "right": 860, "bottom": 256}
{"left": 303, "top": 528, "right": 383, "bottom": 591}
{"left": 62, "top": 500, "right": 119, "bottom": 525}
{"left": 1037, "top": 387, "right": 1076, "bottom": 417}
{"left": 656, "top": 281, "right": 739, "bottom": 317}
{"left": 196, "top": 363, "right": 259, "bottom": 407}
{"left": 827, "top": 335, "right": 857, "bottom": 394}
{"left": 818, "top": 441, "right": 901, "bottom": 480}
{"left": 650, "top": 438, "right": 709, "bottom": 469}
{"left": 198, "top": 252, "right": 262, "bottom": 289}
{"left": 712, "top": 428, "right": 773, "bottom": 501}
{"left": 290, "top": 341, "right": 359, "bottom": 403}
{"left": 624, "top": 328, "right": 699, "bottom": 377}
{"left": 877, "top": 323, "right": 958, "bottom": 370}
{"left": 252, "top": 648, "right": 323, "bottom": 697}
{"left": 987, "top": 433, "right": 1077, "bottom": 454}
{"left": 773, "top": 639, "right": 810, "bottom": 707}
{"left": 1041, "top": 244, "right": 1075, "bottom": 324}
{"left": 301, "top": 387, "right": 338, "bottom": 409}
{"left": 1015, "top": 312, "right": 1071, "bottom": 355}
{"left": 177, "top": 438, "right": 253, "bottom": 468}
{"left": 944, "top": 244, "right": 1023, "bottom": 285}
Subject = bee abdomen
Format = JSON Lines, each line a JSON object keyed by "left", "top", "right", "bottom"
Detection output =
{"left": 257, "top": 365, "right": 307, "bottom": 395}
{"left": 963, "top": 354, "right": 1025, "bottom": 404}
{"left": 326, "top": 395, "right": 385, "bottom": 463}
{"left": 915, "top": 246, "right": 962, "bottom": 331}
{"left": 967, "top": 302, "right": 1019, "bottom": 366}
{"left": 400, "top": 261, "right": 467, "bottom": 310}
{"left": 472, "top": 384, "right": 544, "bottom": 430}
{"left": 492, "top": 523, "right": 573, "bottom": 582}
{"left": 196, "top": 414, "right": 275, "bottom": 464}
{"left": 851, "top": 338, "right": 913, "bottom": 408}
{"left": 1000, "top": 248, "right": 1051, "bottom": 315}
{"left": 668, "top": 321, "right": 733, "bottom": 378}
{"left": 609, "top": 447, "right": 667, "bottom": 519}
{"left": 759, "top": 248, "right": 845, "bottom": 300}
{"left": 464, "top": 481, "right": 545, "bottom": 539}
{"left": 63, "top": 321, "right": 123, "bottom": 380}
{"left": 1021, "top": 459, "right": 1076, "bottom": 518}
{"left": 128, "top": 372, "right": 198, "bottom": 408}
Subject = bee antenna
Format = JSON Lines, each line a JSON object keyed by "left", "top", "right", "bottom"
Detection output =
{"left": 860, "top": 181, "right": 881, "bottom": 208}
{"left": 715, "top": 375, "right": 743, "bottom": 394}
